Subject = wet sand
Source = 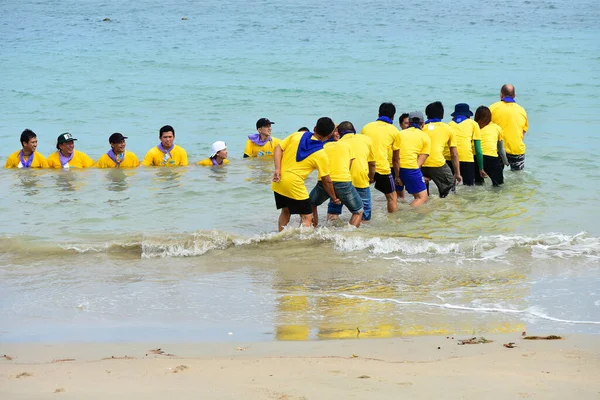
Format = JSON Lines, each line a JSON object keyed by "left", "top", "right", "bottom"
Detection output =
{"left": 1, "top": 333, "right": 599, "bottom": 399}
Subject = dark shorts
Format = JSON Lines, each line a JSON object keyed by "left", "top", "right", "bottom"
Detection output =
{"left": 390, "top": 168, "right": 404, "bottom": 193}
{"left": 481, "top": 155, "right": 504, "bottom": 186}
{"left": 450, "top": 161, "right": 475, "bottom": 186}
{"left": 421, "top": 164, "right": 455, "bottom": 198}
{"left": 506, "top": 153, "right": 525, "bottom": 171}
{"left": 399, "top": 168, "right": 427, "bottom": 194}
{"left": 274, "top": 192, "right": 312, "bottom": 215}
{"left": 310, "top": 181, "right": 363, "bottom": 214}
{"left": 374, "top": 172, "right": 396, "bottom": 195}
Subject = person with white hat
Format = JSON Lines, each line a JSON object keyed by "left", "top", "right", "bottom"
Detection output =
{"left": 198, "top": 141, "right": 229, "bottom": 166}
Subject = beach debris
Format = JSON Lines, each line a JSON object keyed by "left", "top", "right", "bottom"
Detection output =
{"left": 523, "top": 335, "right": 563, "bottom": 340}
{"left": 54, "top": 388, "right": 65, "bottom": 393}
{"left": 2, "top": 354, "right": 13, "bottom": 360}
{"left": 172, "top": 365, "right": 189, "bottom": 373}
{"left": 351, "top": 354, "right": 359, "bottom": 358}
{"left": 52, "top": 359, "right": 75, "bottom": 363}
{"left": 102, "top": 355, "right": 135, "bottom": 360}
{"left": 235, "top": 347, "right": 248, "bottom": 351}
{"left": 437, "top": 347, "right": 441, "bottom": 350}
{"left": 16, "top": 372, "right": 32, "bottom": 378}
{"left": 503, "top": 342, "right": 517, "bottom": 348}
{"left": 149, "top": 348, "right": 175, "bottom": 356}
{"left": 522, "top": 331, "right": 527, "bottom": 336}
{"left": 458, "top": 337, "right": 493, "bottom": 345}
{"left": 357, "top": 375, "right": 370, "bottom": 379}
{"left": 102, "top": 18, "right": 111, "bottom": 22}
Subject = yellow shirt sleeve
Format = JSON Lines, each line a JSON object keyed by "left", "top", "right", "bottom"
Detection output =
{"left": 178, "top": 147, "right": 189, "bottom": 166}
{"left": 141, "top": 148, "right": 156, "bottom": 166}
{"left": 4, "top": 151, "right": 20, "bottom": 168}
{"left": 243, "top": 140, "right": 254, "bottom": 157}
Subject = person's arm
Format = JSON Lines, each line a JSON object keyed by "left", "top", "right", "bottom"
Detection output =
{"left": 417, "top": 154, "right": 428, "bottom": 168}
{"left": 498, "top": 140, "right": 509, "bottom": 166}
{"left": 243, "top": 140, "right": 253, "bottom": 158}
{"left": 474, "top": 140, "right": 486, "bottom": 177}
{"left": 450, "top": 147, "right": 462, "bottom": 183}
{"left": 272, "top": 145, "right": 282, "bottom": 182}
{"left": 141, "top": 150, "right": 154, "bottom": 166}
{"left": 321, "top": 175, "right": 340, "bottom": 204}
{"left": 368, "top": 161, "right": 376, "bottom": 183}
{"left": 392, "top": 149, "right": 400, "bottom": 181}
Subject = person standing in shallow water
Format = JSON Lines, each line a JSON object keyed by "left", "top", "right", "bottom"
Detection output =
{"left": 198, "top": 141, "right": 229, "bottom": 166}
{"left": 95, "top": 133, "right": 140, "bottom": 168}
{"left": 489, "top": 84, "right": 529, "bottom": 171}
{"left": 4, "top": 129, "right": 48, "bottom": 168}
{"left": 474, "top": 106, "right": 509, "bottom": 186}
{"left": 47, "top": 133, "right": 94, "bottom": 169}
{"left": 397, "top": 111, "right": 430, "bottom": 207}
{"left": 271, "top": 117, "right": 340, "bottom": 232}
{"left": 141, "top": 125, "right": 188, "bottom": 166}
{"left": 244, "top": 118, "right": 281, "bottom": 158}
{"left": 448, "top": 103, "right": 484, "bottom": 185}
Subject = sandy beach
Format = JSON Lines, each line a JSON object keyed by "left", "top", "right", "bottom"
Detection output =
{"left": 1, "top": 333, "right": 599, "bottom": 399}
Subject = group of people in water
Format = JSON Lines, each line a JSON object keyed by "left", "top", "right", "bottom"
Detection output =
{"left": 5, "top": 84, "right": 528, "bottom": 232}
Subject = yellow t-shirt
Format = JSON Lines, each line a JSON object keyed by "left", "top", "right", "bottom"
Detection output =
{"left": 4, "top": 150, "right": 48, "bottom": 168}
{"left": 243, "top": 137, "right": 281, "bottom": 157}
{"left": 489, "top": 101, "right": 528, "bottom": 155}
{"left": 321, "top": 140, "right": 354, "bottom": 182}
{"left": 141, "top": 145, "right": 188, "bottom": 166}
{"left": 197, "top": 158, "right": 230, "bottom": 166}
{"left": 339, "top": 134, "right": 375, "bottom": 189}
{"left": 95, "top": 151, "right": 140, "bottom": 168}
{"left": 399, "top": 127, "right": 431, "bottom": 169}
{"left": 448, "top": 119, "right": 481, "bottom": 162}
{"left": 360, "top": 121, "right": 401, "bottom": 175}
{"left": 271, "top": 132, "right": 330, "bottom": 200}
{"left": 422, "top": 122, "right": 457, "bottom": 168}
{"left": 47, "top": 150, "right": 94, "bottom": 169}
{"left": 480, "top": 123, "right": 504, "bottom": 157}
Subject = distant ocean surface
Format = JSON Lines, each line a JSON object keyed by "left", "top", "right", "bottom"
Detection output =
{"left": 1, "top": 0, "right": 599, "bottom": 342}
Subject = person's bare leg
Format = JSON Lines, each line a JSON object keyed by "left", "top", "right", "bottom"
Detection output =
{"left": 327, "top": 213, "right": 339, "bottom": 221}
{"left": 300, "top": 213, "right": 314, "bottom": 228}
{"left": 385, "top": 191, "right": 398, "bottom": 212}
{"left": 311, "top": 206, "right": 319, "bottom": 227}
{"left": 349, "top": 211, "right": 363, "bottom": 228}
{"left": 278, "top": 208, "right": 291, "bottom": 232}
{"left": 410, "top": 190, "right": 428, "bottom": 208}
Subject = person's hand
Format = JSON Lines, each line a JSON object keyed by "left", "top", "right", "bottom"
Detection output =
{"left": 394, "top": 176, "right": 404, "bottom": 187}
{"left": 454, "top": 173, "right": 462, "bottom": 184}
{"left": 480, "top": 169, "right": 488, "bottom": 178}
{"left": 331, "top": 197, "right": 341, "bottom": 205}
{"left": 369, "top": 176, "right": 375, "bottom": 184}
{"left": 272, "top": 170, "right": 281, "bottom": 182}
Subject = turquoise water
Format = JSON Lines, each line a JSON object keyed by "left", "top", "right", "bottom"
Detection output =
{"left": 1, "top": 0, "right": 599, "bottom": 342}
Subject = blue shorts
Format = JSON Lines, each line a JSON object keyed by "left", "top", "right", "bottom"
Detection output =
{"left": 328, "top": 186, "right": 372, "bottom": 220}
{"left": 310, "top": 181, "right": 363, "bottom": 214}
{"left": 399, "top": 168, "right": 427, "bottom": 194}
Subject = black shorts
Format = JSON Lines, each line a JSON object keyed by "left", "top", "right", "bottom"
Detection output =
{"left": 483, "top": 155, "right": 504, "bottom": 186}
{"left": 447, "top": 160, "right": 475, "bottom": 186}
{"left": 374, "top": 172, "right": 396, "bottom": 194}
{"left": 274, "top": 192, "right": 312, "bottom": 215}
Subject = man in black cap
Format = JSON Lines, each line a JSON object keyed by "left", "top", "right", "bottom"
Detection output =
{"left": 47, "top": 133, "right": 94, "bottom": 169}
{"left": 244, "top": 118, "right": 281, "bottom": 158}
{"left": 95, "top": 133, "right": 140, "bottom": 168}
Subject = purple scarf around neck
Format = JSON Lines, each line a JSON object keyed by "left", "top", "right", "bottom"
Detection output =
{"left": 107, "top": 149, "right": 124, "bottom": 166}
{"left": 19, "top": 151, "right": 35, "bottom": 168}
{"left": 59, "top": 151, "right": 74, "bottom": 167}
{"left": 157, "top": 143, "right": 173, "bottom": 156}
{"left": 248, "top": 133, "right": 271, "bottom": 146}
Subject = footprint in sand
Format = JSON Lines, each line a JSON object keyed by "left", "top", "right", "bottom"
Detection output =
{"left": 172, "top": 365, "right": 189, "bottom": 373}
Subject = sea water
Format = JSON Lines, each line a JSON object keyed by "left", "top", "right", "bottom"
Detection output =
{"left": 1, "top": 0, "right": 599, "bottom": 342}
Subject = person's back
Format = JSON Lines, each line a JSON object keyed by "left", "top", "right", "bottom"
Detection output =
{"left": 361, "top": 120, "right": 400, "bottom": 176}
{"left": 341, "top": 134, "right": 374, "bottom": 189}
{"left": 399, "top": 128, "right": 430, "bottom": 170}
{"left": 423, "top": 122, "right": 456, "bottom": 168}
{"left": 489, "top": 101, "right": 528, "bottom": 155}
{"left": 448, "top": 119, "right": 481, "bottom": 162}
{"left": 322, "top": 140, "right": 354, "bottom": 183}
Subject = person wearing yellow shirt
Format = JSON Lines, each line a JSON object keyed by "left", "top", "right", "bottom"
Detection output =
{"left": 327, "top": 121, "right": 376, "bottom": 221}
{"left": 198, "top": 141, "right": 230, "bottom": 166}
{"left": 47, "top": 133, "right": 94, "bottom": 169}
{"left": 448, "top": 103, "right": 484, "bottom": 186}
{"left": 474, "top": 106, "right": 509, "bottom": 186}
{"left": 141, "top": 125, "right": 188, "bottom": 167}
{"left": 397, "top": 112, "right": 430, "bottom": 207}
{"left": 95, "top": 133, "right": 140, "bottom": 168}
{"left": 309, "top": 125, "right": 364, "bottom": 228}
{"left": 243, "top": 118, "right": 281, "bottom": 158}
{"left": 4, "top": 129, "right": 48, "bottom": 168}
{"left": 489, "top": 84, "right": 529, "bottom": 171}
{"left": 272, "top": 117, "right": 340, "bottom": 232}
{"left": 421, "top": 102, "right": 462, "bottom": 198}
{"left": 360, "top": 102, "right": 401, "bottom": 213}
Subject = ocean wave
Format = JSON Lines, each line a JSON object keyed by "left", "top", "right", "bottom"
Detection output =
{"left": 1, "top": 231, "right": 599, "bottom": 261}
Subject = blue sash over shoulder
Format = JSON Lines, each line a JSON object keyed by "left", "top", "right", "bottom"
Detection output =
{"left": 296, "top": 131, "right": 324, "bottom": 162}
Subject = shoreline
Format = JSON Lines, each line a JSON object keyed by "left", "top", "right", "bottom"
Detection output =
{"left": 2, "top": 333, "right": 599, "bottom": 399}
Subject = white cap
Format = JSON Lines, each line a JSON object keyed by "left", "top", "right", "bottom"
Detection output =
{"left": 210, "top": 141, "right": 227, "bottom": 157}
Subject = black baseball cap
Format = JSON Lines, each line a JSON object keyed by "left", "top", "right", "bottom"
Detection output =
{"left": 56, "top": 132, "right": 77, "bottom": 149}
{"left": 256, "top": 118, "right": 275, "bottom": 129}
{"left": 109, "top": 133, "right": 128, "bottom": 143}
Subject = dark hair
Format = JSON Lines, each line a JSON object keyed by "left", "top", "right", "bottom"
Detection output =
{"left": 337, "top": 121, "right": 356, "bottom": 137}
{"left": 399, "top": 113, "right": 409, "bottom": 124}
{"left": 20, "top": 129, "right": 37, "bottom": 146}
{"left": 378, "top": 102, "right": 396, "bottom": 119}
{"left": 474, "top": 106, "right": 492, "bottom": 129}
{"left": 159, "top": 125, "right": 175, "bottom": 138}
{"left": 298, "top": 127, "right": 309, "bottom": 132}
{"left": 501, "top": 84, "right": 515, "bottom": 97}
{"left": 313, "top": 117, "right": 335, "bottom": 138}
{"left": 425, "top": 101, "right": 444, "bottom": 120}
